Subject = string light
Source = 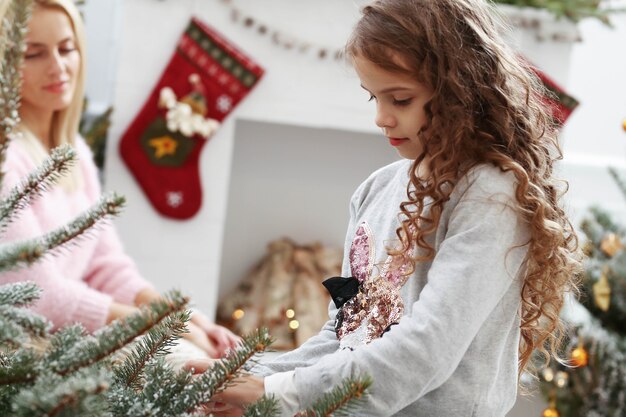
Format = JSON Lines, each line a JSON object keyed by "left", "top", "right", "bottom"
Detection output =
{"left": 285, "top": 309, "right": 295, "bottom": 319}
{"left": 232, "top": 308, "right": 245, "bottom": 320}
{"left": 289, "top": 319, "right": 300, "bottom": 330}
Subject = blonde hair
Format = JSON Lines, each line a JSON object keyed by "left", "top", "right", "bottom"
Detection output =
{"left": 346, "top": 0, "right": 581, "bottom": 379}
{"left": 17, "top": 0, "right": 86, "bottom": 190}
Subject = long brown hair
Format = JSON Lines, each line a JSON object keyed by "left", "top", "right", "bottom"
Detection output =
{"left": 346, "top": 0, "right": 581, "bottom": 379}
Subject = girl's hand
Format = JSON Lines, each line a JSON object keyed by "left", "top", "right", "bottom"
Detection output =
{"left": 191, "top": 311, "right": 241, "bottom": 357}
{"left": 184, "top": 359, "right": 265, "bottom": 414}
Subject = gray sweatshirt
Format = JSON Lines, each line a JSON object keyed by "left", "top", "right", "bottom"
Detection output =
{"left": 254, "top": 159, "right": 530, "bottom": 416}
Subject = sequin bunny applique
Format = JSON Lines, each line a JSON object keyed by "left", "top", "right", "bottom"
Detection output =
{"left": 334, "top": 222, "right": 412, "bottom": 350}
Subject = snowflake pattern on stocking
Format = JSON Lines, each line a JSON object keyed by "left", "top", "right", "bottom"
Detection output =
{"left": 216, "top": 95, "right": 232, "bottom": 113}
{"left": 166, "top": 191, "right": 184, "bottom": 208}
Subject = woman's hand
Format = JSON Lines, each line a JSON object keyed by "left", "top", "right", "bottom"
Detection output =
{"left": 134, "top": 288, "right": 240, "bottom": 358}
{"left": 191, "top": 311, "right": 241, "bottom": 357}
{"left": 185, "top": 359, "right": 265, "bottom": 415}
{"left": 106, "top": 301, "right": 139, "bottom": 323}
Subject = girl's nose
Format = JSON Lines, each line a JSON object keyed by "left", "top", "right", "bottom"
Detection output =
{"left": 375, "top": 111, "right": 396, "bottom": 129}
{"left": 375, "top": 107, "right": 396, "bottom": 131}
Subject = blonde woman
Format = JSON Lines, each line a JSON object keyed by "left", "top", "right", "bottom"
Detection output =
{"left": 0, "top": 0, "right": 238, "bottom": 358}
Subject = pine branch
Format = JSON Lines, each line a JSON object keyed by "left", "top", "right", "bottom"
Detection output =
{"left": 296, "top": 376, "right": 373, "bottom": 417}
{"left": 113, "top": 310, "right": 189, "bottom": 390}
{"left": 0, "top": 192, "right": 125, "bottom": 272}
{"left": 10, "top": 367, "right": 111, "bottom": 417}
{"left": 0, "top": 0, "right": 32, "bottom": 189}
{"left": 50, "top": 291, "right": 189, "bottom": 377}
{"left": 0, "top": 305, "right": 49, "bottom": 343}
{"left": 165, "top": 328, "right": 273, "bottom": 415}
{"left": 0, "top": 281, "right": 41, "bottom": 307}
{"left": 243, "top": 395, "right": 281, "bottom": 417}
{"left": 0, "top": 348, "right": 41, "bottom": 386}
{"left": 0, "top": 144, "right": 76, "bottom": 231}
{"left": 0, "top": 292, "right": 189, "bottom": 386}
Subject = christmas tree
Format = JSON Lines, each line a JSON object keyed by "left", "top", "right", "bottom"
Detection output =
{"left": 536, "top": 168, "right": 626, "bottom": 417}
{"left": 0, "top": 1, "right": 370, "bottom": 415}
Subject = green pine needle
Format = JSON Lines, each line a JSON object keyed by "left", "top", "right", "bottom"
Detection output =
{"left": 243, "top": 395, "right": 281, "bottom": 417}
{"left": 49, "top": 291, "right": 189, "bottom": 376}
{"left": 0, "top": 144, "right": 77, "bottom": 231}
{"left": 114, "top": 310, "right": 189, "bottom": 389}
{"left": 10, "top": 367, "right": 111, "bottom": 417}
{"left": 0, "top": 281, "right": 41, "bottom": 307}
{"left": 0, "top": 0, "right": 33, "bottom": 189}
{"left": 297, "top": 375, "right": 373, "bottom": 417}
{"left": 168, "top": 328, "right": 274, "bottom": 415}
{"left": 0, "top": 192, "right": 125, "bottom": 272}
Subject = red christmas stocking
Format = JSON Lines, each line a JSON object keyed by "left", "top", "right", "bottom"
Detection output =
{"left": 119, "top": 17, "right": 264, "bottom": 219}
{"left": 529, "top": 64, "right": 579, "bottom": 128}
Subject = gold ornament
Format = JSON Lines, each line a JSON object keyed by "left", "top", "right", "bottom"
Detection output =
{"left": 623, "top": 118, "right": 626, "bottom": 132}
{"left": 600, "top": 233, "right": 623, "bottom": 257}
{"left": 593, "top": 269, "right": 612, "bottom": 312}
{"left": 571, "top": 346, "right": 589, "bottom": 367}
{"left": 542, "top": 408, "right": 560, "bottom": 417}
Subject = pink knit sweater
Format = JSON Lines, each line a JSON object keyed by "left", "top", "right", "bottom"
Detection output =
{"left": 0, "top": 136, "right": 153, "bottom": 332}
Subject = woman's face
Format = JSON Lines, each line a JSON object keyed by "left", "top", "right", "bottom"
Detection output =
{"left": 21, "top": 6, "right": 80, "bottom": 115}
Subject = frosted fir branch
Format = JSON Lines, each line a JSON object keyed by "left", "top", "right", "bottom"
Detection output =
{"left": 0, "top": 0, "right": 33, "bottom": 189}
{"left": 0, "top": 291, "right": 189, "bottom": 387}
{"left": 0, "top": 144, "right": 76, "bottom": 232}
{"left": 114, "top": 310, "right": 189, "bottom": 390}
{"left": 0, "top": 348, "right": 40, "bottom": 386}
{"left": 167, "top": 328, "right": 274, "bottom": 415}
{"left": 296, "top": 376, "right": 373, "bottom": 417}
{"left": 243, "top": 395, "right": 281, "bottom": 417}
{"left": 0, "top": 281, "right": 41, "bottom": 307}
{"left": 0, "top": 192, "right": 125, "bottom": 272}
{"left": 49, "top": 291, "right": 189, "bottom": 377}
{"left": 9, "top": 367, "right": 111, "bottom": 417}
{"left": 0, "top": 305, "right": 49, "bottom": 342}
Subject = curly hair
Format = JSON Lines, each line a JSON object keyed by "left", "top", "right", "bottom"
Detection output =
{"left": 346, "top": 0, "right": 582, "bottom": 379}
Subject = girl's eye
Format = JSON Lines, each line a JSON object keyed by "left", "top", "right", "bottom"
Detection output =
{"left": 24, "top": 53, "right": 42, "bottom": 59}
{"left": 393, "top": 98, "right": 413, "bottom": 106}
{"left": 59, "top": 47, "right": 76, "bottom": 55}
{"left": 367, "top": 94, "right": 376, "bottom": 102}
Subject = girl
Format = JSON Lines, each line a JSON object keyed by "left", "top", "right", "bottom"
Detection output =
{"left": 0, "top": 0, "right": 238, "bottom": 359}
{"left": 188, "top": 0, "right": 580, "bottom": 415}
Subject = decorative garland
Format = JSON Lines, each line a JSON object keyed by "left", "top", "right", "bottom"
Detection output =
{"left": 216, "top": 0, "right": 583, "bottom": 64}
{"left": 219, "top": 0, "right": 345, "bottom": 61}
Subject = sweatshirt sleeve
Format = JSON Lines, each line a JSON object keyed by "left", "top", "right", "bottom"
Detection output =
{"left": 75, "top": 139, "right": 154, "bottom": 305}
{"left": 286, "top": 174, "right": 531, "bottom": 415}
{"left": 0, "top": 168, "right": 114, "bottom": 332}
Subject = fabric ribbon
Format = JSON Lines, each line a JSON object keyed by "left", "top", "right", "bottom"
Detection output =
{"left": 322, "top": 276, "right": 360, "bottom": 308}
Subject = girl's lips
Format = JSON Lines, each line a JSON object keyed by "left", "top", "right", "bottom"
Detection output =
{"left": 388, "top": 137, "right": 408, "bottom": 147}
{"left": 43, "top": 81, "right": 68, "bottom": 93}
